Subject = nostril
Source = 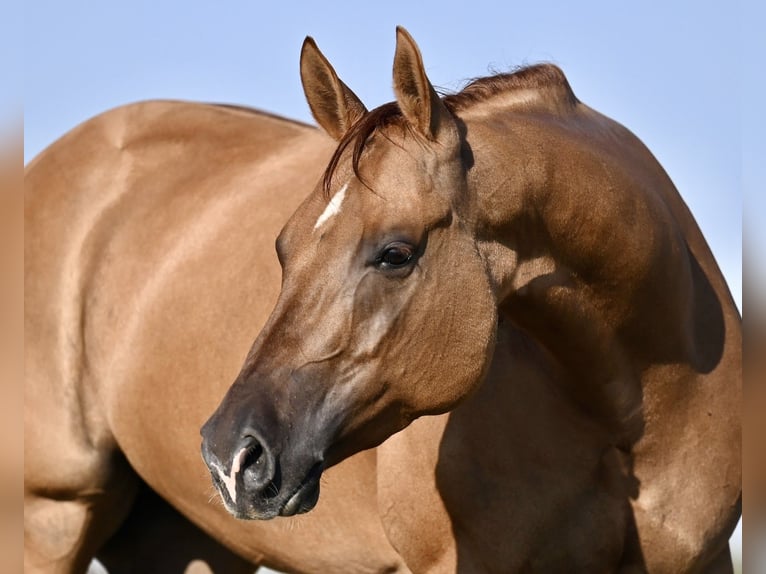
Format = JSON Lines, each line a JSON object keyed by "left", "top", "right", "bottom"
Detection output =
{"left": 241, "top": 440, "right": 263, "bottom": 468}
{"left": 238, "top": 432, "right": 276, "bottom": 492}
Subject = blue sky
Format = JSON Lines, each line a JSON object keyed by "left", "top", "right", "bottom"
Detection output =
{"left": 25, "top": 0, "right": 747, "bottom": 559}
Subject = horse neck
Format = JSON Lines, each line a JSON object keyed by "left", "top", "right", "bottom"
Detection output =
{"left": 461, "top": 103, "right": 697, "bottom": 441}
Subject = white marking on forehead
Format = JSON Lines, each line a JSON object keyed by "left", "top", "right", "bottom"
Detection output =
{"left": 314, "top": 182, "right": 348, "bottom": 230}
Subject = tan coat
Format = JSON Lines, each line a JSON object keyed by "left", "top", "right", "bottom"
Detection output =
{"left": 26, "top": 28, "right": 740, "bottom": 573}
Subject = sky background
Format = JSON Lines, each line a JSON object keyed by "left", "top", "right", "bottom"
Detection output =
{"left": 25, "top": 0, "right": 753, "bottom": 565}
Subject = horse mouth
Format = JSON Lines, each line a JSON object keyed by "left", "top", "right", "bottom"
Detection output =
{"left": 279, "top": 461, "right": 323, "bottom": 517}
{"left": 207, "top": 457, "right": 323, "bottom": 520}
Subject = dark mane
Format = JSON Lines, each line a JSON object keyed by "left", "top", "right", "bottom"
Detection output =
{"left": 442, "top": 63, "right": 577, "bottom": 112}
{"left": 322, "top": 64, "right": 577, "bottom": 195}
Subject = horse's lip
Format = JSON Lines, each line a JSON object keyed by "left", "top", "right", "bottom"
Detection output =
{"left": 279, "top": 462, "right": 323, "bottom": 517}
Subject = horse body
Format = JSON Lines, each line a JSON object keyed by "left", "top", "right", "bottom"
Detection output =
{"left": 374, "top": 92, "right": 742, "bottom": 572}
{"left": 26, "top": 28, "right": 740, "bottom": 574}
{"left": 25, "top": 101, "right": 407, "bottom": 573}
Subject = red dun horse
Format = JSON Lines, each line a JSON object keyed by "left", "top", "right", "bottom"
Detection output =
{"left": 26, "top": 28, "right": 740, "bottom": 573}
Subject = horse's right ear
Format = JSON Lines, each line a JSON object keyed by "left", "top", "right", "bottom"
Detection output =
{"left": 300, "top": 37, "right": 368, "bottom": 141}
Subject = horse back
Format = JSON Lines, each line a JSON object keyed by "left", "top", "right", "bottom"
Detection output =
{"left": 25, "top": 101, "right": 330, "bottom": 447}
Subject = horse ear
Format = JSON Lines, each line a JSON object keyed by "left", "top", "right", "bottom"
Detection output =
{"left": 300, "top": 37, "right": 368, "bottom": 141}
{"left": 393, "top": 26, "right": 452, "bottom": 141}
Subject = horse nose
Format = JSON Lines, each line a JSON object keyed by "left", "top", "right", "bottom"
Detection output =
{"left": 200, "top": 429, "right": 278, "bottom": 504}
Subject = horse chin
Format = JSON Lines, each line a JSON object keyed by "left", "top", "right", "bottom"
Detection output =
{"left": 279, "top": 464, "right": 322, "bottom": 517}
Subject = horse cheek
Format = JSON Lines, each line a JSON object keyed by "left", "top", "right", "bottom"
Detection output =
{"left": 418, "top": 247, "right": 498, "bottom": 413}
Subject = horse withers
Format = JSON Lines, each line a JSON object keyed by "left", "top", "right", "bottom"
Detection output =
{"left": 26, "top": 27, "right": 740, "bottom": 573}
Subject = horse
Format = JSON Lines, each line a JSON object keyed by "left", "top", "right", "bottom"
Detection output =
{"left": 23, "top": 96, "right": 407, "bottom": 573}
{"left": 25, "top": 27, "right": 740, "bottom": 573}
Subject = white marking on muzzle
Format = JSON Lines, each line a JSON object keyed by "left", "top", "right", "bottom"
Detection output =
{"left": 215, "top": 446, "right": 250, "bottom": 505}
{"left": 314, "top": 182, "right": 348, "bottom": 230}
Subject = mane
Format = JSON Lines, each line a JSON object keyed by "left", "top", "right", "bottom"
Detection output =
{"left": 322, "top": 63, "right": 577, "bottom": 195}
{"left": 442, "top": 63, "right": 577, "bottom": 112}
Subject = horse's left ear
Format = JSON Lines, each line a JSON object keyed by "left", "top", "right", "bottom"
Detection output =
{"left": 393, "top": 27, "right": 454, "bottom": 141}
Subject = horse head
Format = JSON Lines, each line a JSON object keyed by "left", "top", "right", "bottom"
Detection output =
{"left": 200, "top": 28, "right": 498, "bottom": 519}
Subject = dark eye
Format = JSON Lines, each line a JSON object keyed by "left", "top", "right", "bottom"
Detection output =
{"left": 376, "top": 242, "right": 415, "bottom": 270}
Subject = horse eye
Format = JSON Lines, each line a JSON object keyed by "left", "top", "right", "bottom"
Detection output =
{"left": 376, "top": 243, "right": 415, "bottom": 270}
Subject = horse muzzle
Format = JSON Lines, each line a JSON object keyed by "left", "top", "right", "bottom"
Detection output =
{"left": 200, "top": 423, "right": 324, "bottom": 519}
